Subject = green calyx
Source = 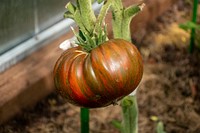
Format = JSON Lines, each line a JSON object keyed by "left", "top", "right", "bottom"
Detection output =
{"left": 64, "top": 0, "right": 111, "bottom": 52}
{"left": 71, "top": 25, "right": 107, "bottom": 52}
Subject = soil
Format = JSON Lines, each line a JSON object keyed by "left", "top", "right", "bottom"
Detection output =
{"left": 1, "top": 1, "right": 200, "bottom": 133}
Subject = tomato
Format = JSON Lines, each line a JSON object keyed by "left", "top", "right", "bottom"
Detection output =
{"left": 53, "top": 39, "right": 143, "bottom": 108}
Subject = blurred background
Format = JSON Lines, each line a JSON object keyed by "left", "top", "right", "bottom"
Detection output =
{"left": 0, "top": 0, "right": 67, "bottom": 54}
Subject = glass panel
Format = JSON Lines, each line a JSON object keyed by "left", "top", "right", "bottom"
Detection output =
{"left": 0, "top": 0, "right": 72, "bottom": 55}
{"left": 0, "top": 0, "right": 34, "bottom": 55}
{"left": 37, "top": 0, "right": 68, "bottom": 32}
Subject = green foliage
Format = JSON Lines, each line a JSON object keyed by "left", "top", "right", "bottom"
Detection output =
{"left": 179, "top": 21, "right": 200, "bottom": 50}
{"left": 64, "top": 0, "right": 110, "bottom": 52}
{"left": 97, "top": 0, "right": 104, "bottom": 4}
{"left": 179, "top": 21, "right": 200, "bottom": 31}
{"left": 111, "top": 1, "right": 145, "bottom": 42}
{"left": 156, "top": 122, "right": 166, "bottom": 133}
{"left": 112, "top": 120, "right": 123, "bottom": 132}
{"left": 64, "top": 0, "right": 144, "bottom": 52}
{"left": 185, "top": 0, "right": 198, "bottom": 53}
{"left": 179, "top": 0, "right": 199, "bottom": 53}
{"left": 150, "top": 116, "right": 167, "bottom": 133}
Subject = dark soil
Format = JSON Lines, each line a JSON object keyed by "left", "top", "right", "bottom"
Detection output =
{"left": 1, "top": 1, "right": 200, "bottom": 133}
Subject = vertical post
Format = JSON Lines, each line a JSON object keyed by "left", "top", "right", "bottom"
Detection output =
{"left": 81, "top": 108, "right": 89, "bottom": 133}
{"left": 189, "top": 0, "right": 198, "bottom": 53}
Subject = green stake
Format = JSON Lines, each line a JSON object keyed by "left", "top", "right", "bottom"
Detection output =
{"left": 189, "top": 0, "right": 198, "bottom": 53}
{"left": 81, "top": 108, "right": 89, "bottom": 133}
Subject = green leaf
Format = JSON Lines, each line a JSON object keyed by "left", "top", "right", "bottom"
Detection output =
{"left": 64, "top": 11, "right": 74, "bottom": 19}
{"left": 65, "top": 2, "right": 76, "bottom": 14}
{"left": 97, "top": 0, "right": 104, "bottom": 4}
{"left": 179, "top": 21, "right": 200, "bottom": 31}
{"left": 156, "top": 121, "right": 166, "bottom": 133}
{"left": 124, "top": 3, "right": 145, "bottom": 18}
{"left": 111, "top": 120, "right": 123, "bottom": 131}
{"left": 71, "top": 27, "right": 85, "bottom": 44}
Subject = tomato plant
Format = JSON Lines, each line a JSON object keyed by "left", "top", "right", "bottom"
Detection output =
{"left": 54, "top": 39, "right": 143, "bottom": 108}
{"left": 54, "top": 0, "right": 144, "bottom": 132}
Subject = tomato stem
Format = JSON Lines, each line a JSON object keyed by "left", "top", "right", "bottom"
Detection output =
{"left": 76, "top": 0, "right": 96, "bottom": 33}
{"left": 110, "top": 1, "right": 144, "bottom": 133}
{"left": 93, "top": 0, "right": 112, "bottom": 35}
{"left": 111, "top": 0, "right": 145, "bottom": 42}
{"left": 121, "top": 95, "right": 138, "bottom": 133}
{"left": 112, "top": 95, "right": 139, "bottom": 133}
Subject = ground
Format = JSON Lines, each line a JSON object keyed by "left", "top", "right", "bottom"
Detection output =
{"left": 1, "top": 1, "right": 200, "bottom": 133}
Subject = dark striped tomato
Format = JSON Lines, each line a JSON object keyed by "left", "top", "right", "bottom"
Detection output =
{"left": 53, "top": 39, "right": 143, "bottom": 108}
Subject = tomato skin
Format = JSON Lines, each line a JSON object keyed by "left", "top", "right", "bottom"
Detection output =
{"left": 54, "top": 39, "right": 143, "bottom": 108}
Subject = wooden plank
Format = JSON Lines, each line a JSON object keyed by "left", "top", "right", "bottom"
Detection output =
{"left": 0, "top": 32, "right": 74, "bottom": 124}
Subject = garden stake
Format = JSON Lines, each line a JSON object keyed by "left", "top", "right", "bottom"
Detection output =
{"left": 81, "top": 108, "right": 89, "bottom": 133}
{"left": 190, "top": 0, "right": 198, "bottom": 53}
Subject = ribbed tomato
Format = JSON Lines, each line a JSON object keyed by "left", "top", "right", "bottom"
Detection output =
{"left": 53, "top": 39, "right": 143, "bottom": 108}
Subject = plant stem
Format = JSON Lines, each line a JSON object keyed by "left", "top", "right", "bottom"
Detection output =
{"left": 111, "top": 0, "right": 124, "bottom": 40}
{"left": 81, "top": 108, "right": 89, "bottom": 133}
{"left": 77, "top": 0, "right": 96, "bottom": 33}
{"left": 111, "top": 1, "right": 144, "bottom": 133}
{"left": 121, "top": 95, "right": 138, "bottom": 133}
{"left": 190, "top": 0, "right": 198, "bottom": 53}
{"left": 111, "top": 0, "right": 144, "bottom": 42}
{"left": 94, "top": 0, "right": 112, "bottom": 34}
